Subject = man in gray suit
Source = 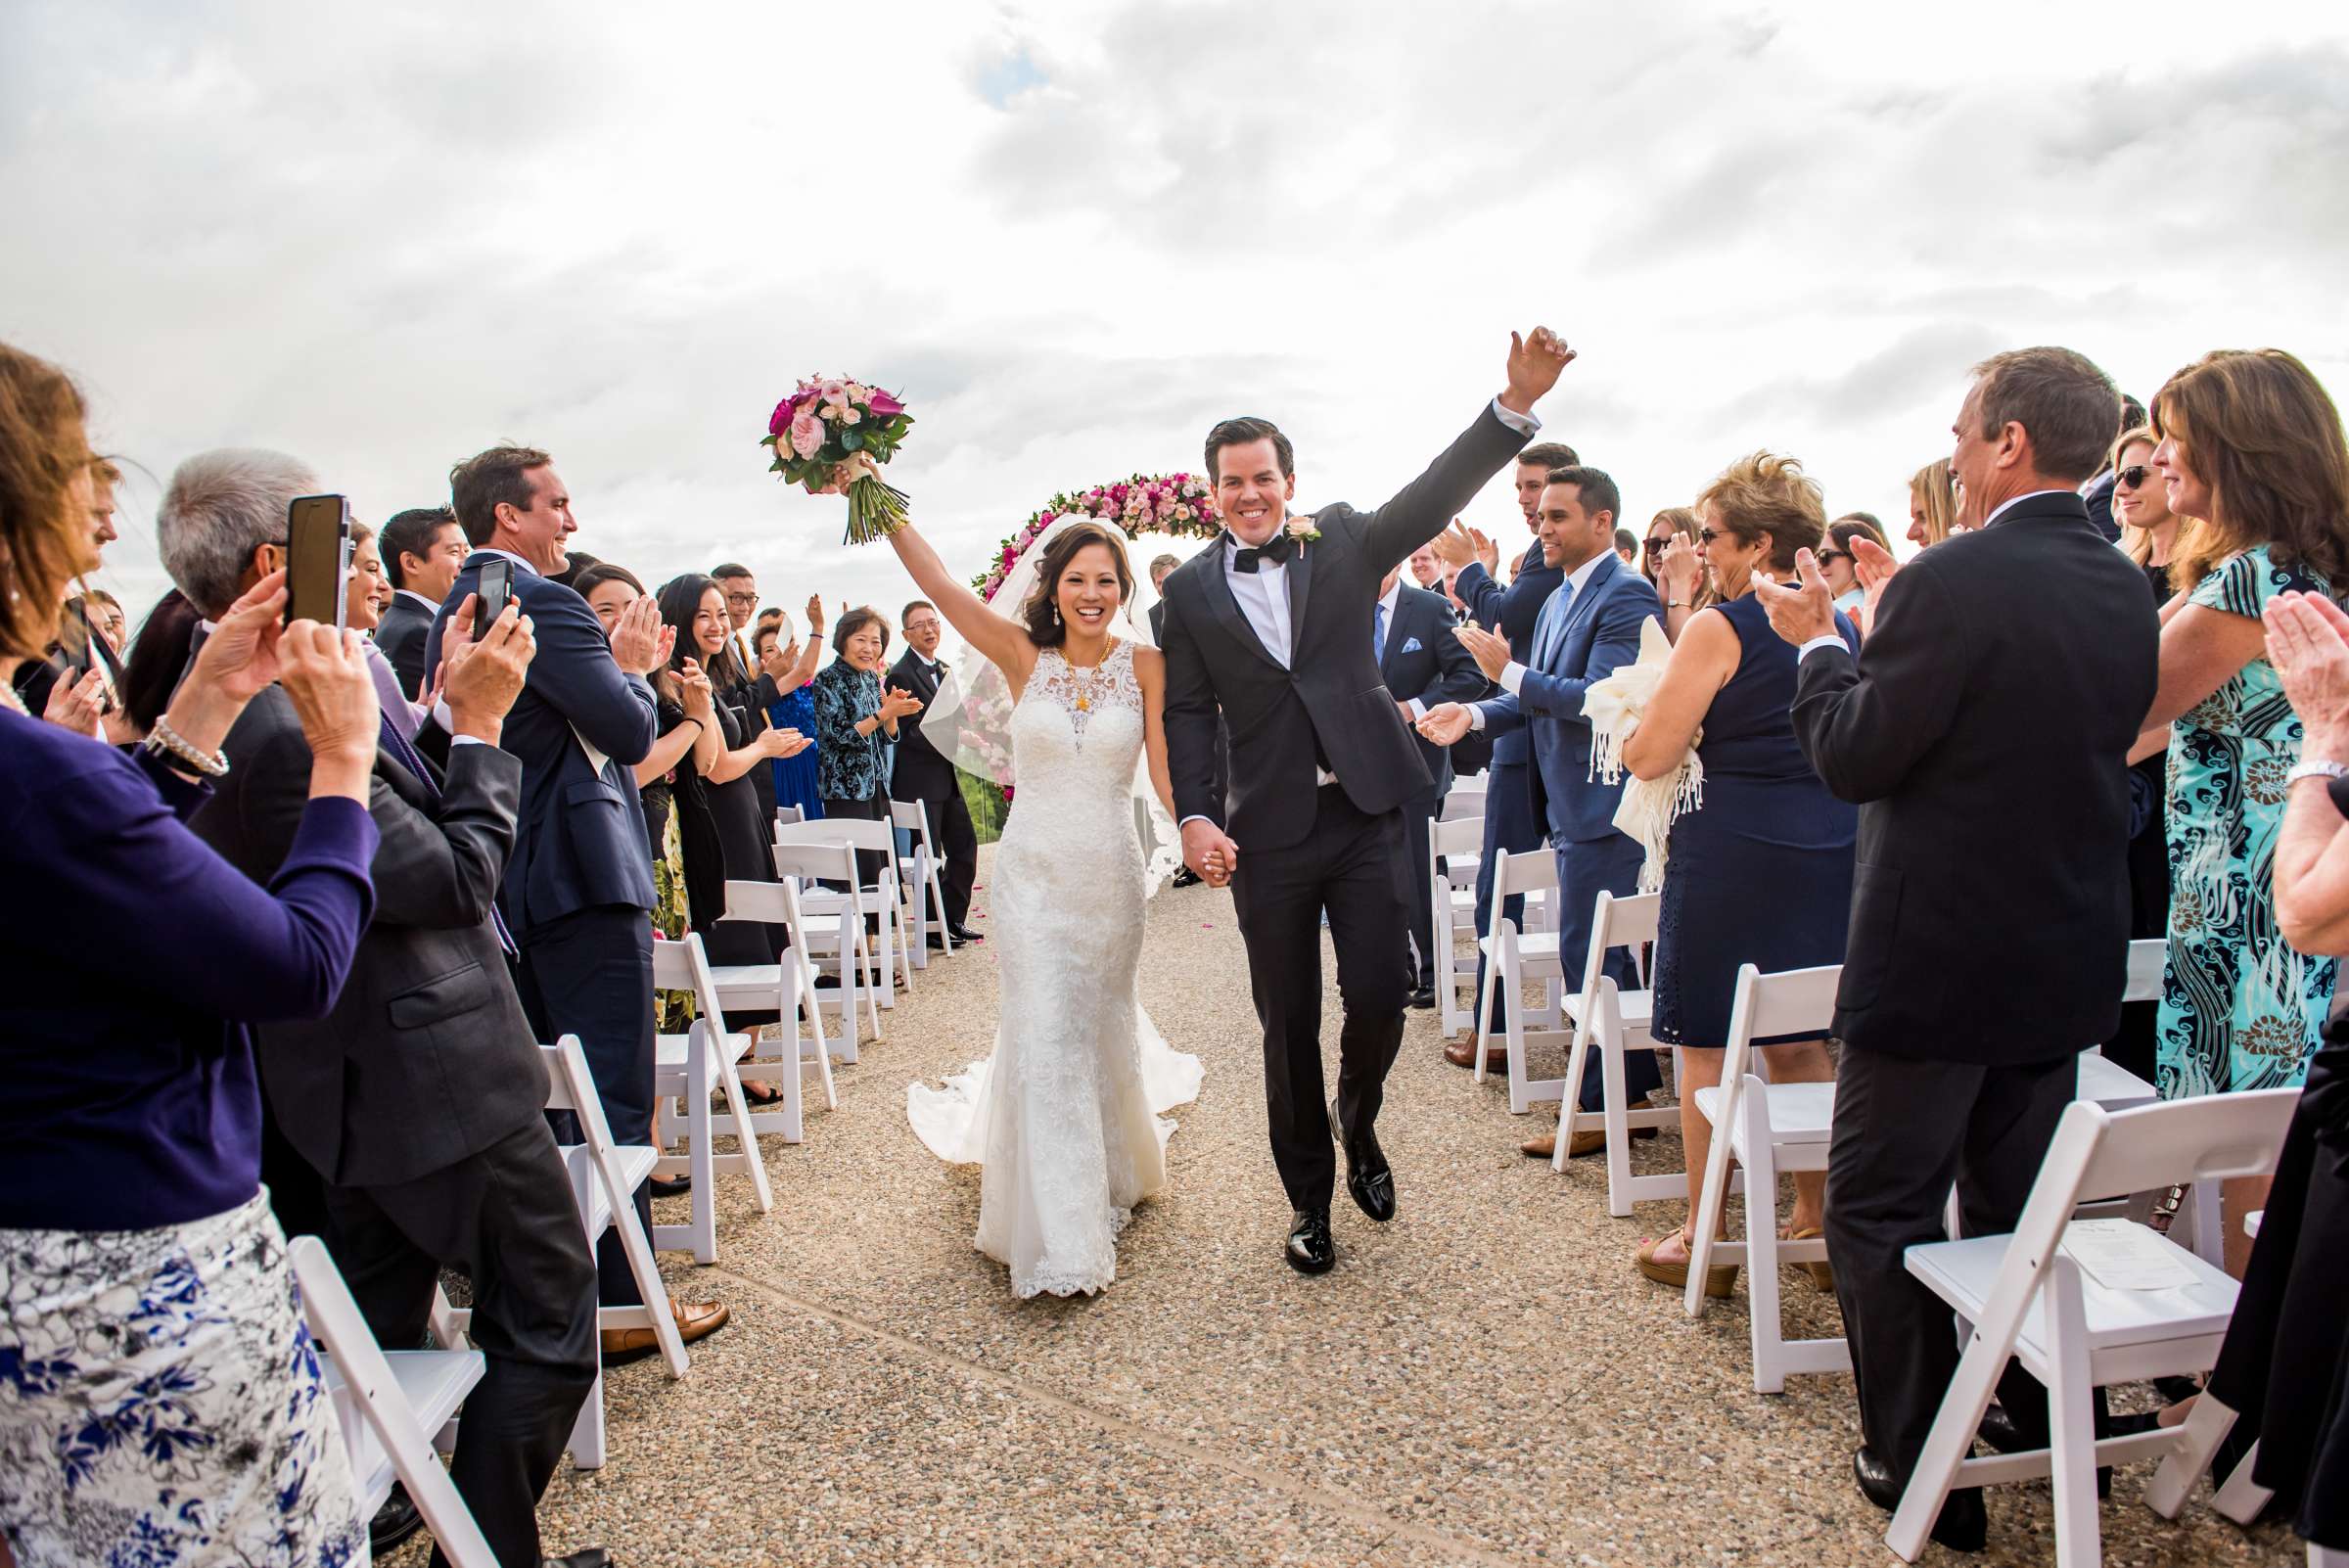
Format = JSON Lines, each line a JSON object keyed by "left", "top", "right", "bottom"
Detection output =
{"left": 178, "top": 449, "right": 603, "bottom": 1568}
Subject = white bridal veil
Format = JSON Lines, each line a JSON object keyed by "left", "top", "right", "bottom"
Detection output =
{"left": 918, "top": 516, "right": 1184, "bottom": 893}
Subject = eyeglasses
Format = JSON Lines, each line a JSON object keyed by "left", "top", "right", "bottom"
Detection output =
{"left": 1642, "top": 537, "right": 1671, "bottom": 556}
{"left": 723, "top": 592, "right": 760, "bottom": 608}
{"left": 1697, "top": 529, "right": 1724, "bottom": 545}
{"left": 2116, "top": 465, "right": 2156, "bottom": 489}
{"left": 1816, "top": 549, "right": 1850, "bottom": 565}
{"left": 904, "top": 621, "right": 940, "bottom": 634}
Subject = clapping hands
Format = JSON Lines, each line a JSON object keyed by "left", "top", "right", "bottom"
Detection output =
{"left": 1433, "top": 521, "right": 1497, "bottom": 574}
{"left": 1416, "top": 702, "right": 1475, "bottom": 747}
{"left": 677, "top": 657, "right": 716, "bottom": 719}
{"left": 611, "top": 596, "right": 673, "bottom": 677}
{"left": 1451, "top": 622, "right": 1512, "bottom": 683}
{"left": 759, "top": 725, "right": 812, "bottom": 760}
{"left": 878, "top": 685, "right": 925, "bottom": 722}
{"left": 1751, "top": 549, "right": 1840, "bottom": 649}
{"left": 2266, "top": 590, "right": 2349, "bottom": 754}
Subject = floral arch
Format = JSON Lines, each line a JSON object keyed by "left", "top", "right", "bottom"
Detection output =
{"left": 972, "top": 473, "right": 1223, "bottom": 601}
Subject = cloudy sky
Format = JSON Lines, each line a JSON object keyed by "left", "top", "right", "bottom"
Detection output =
{"left": 6, "top": 0, "right": 2345, "bottom": 650}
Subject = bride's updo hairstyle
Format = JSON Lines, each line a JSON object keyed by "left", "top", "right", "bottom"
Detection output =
{"left": 1020, "top": 520, "right": 1132, "bottom": 649}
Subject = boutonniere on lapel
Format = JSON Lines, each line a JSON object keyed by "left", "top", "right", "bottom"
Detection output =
{"left": 1284, "top": 516, "right": 1321, "bottom": 545}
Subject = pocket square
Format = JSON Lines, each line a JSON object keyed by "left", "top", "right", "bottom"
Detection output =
{"left": 1401, "top": 636, "right": 1423, "bottom": 654}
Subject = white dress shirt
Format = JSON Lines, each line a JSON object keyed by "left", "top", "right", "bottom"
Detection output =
{"left": 395, "top": 587, "right": 438, "bottom": 614}
{"left": 1466, "top": 546, "right": 1608, "bottom": 730}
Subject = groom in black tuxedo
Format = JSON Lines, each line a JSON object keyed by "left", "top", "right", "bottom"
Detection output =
{"left": 1159, "top": 328, "right": 1573, "bottom": 1273}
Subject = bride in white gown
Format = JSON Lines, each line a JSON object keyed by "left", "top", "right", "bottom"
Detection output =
{"left": 885, "top": 514, "right": 1203, "bottom": 1298}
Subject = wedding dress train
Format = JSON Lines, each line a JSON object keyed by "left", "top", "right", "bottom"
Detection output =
{"left": 906, "top": 641, "right": 1203, "bottom": 1297}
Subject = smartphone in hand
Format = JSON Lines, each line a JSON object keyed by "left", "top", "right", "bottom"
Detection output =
{"left": 476, "top": 557, "right": 515, "bottom": 630}
{"left": 286, "top": 494, "right": 351, "bottom": 628}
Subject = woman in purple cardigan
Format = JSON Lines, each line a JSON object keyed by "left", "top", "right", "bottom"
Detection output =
{"left": 0, "top": 342, "right": 387, "bottom": 1568}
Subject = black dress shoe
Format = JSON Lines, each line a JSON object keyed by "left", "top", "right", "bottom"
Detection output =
{"left": 1408, "top": 984, "right": 1436, "bottom": 1010}
{"left": 1852, "top": 1447, "right": 1986, "bottom": 1552}
{"left": 542, "top": 1550, "right": 611, "bottom": 1568}
{"left": 1978, "top": 1402, "right": 2138, "bottom": 1497}
{"left": 1328, "top": 1096, "right": 1395, "bottom": 1222}
{"left": 647, "top": 1174, "right": 691, "bottom": 1199}
{"left": 1286, "top": 1208, "right": 1335, "bottom": 1274}
{"left": 369, "top": 1485, "right": 424, "bottom": 1554}
{"left": 926, "top": 931, "right": 949, "bottom": 950}
{"left": 946, "top": 923, "right": 984, "bottom": 944}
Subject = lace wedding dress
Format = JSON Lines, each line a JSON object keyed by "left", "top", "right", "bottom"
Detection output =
{"left": 906, "top": 641, "right": 1203, "bottom": 1298}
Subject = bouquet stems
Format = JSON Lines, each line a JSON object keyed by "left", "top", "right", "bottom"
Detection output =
{"left": 845, "top": 472, "right": 912, "bottom": 545}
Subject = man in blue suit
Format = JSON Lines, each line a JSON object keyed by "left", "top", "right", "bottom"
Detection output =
{"left": 1375, "top": 561, "right": 1490, "bottom": 1007}
{"left": 1431, "top": 441, "right": 1577, "bottom": 1061}
{"left": 1423, "top": 467, "right": 1662, "bottom": 1157}
{"left": 423, "top": 444, "right": 729, "bottom": 1358}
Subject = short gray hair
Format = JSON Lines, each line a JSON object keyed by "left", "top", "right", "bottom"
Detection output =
{"left": 158, "top": 448, "right": 319, "bottom": 617}
{"left": 1967, "top": 347, "right": 2120, "bottom": 484}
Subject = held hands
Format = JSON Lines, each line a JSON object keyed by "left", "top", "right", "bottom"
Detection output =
{"left": 878, "top": 684, "right": 925, "bottom": 721}
{"left": 1416, "top": 702, "right": 1475, "bottom": 747}
{"left": 442, "top": 602, "right": 536, "bottom": 740}
{"left": 2265, "top": 591, "right": 2349, "bottom": 754}
{"left": 1452, "top": 622, "right": 1512, "bottom": 682}
{"left": 1498, "top": 326, "right": 1576, "bottom": 416}
{"left": 611, "top": 596, "right": 671, "bottom": 676}
{"left": 1751, "top": 549, "right": 1839, "bottom": 649}
{"left": 1179, "top": 818, "right": 1240, "bottom": 889}
{"left": 760, "top": 725, "right": 812, "bottom": 760}
{"left": 278, "top": 621, "right": 382, "bottom": 789}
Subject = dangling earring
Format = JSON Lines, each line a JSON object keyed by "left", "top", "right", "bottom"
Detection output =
{"left": 1052, "top": 603, "right": 1062, "bottom": 623}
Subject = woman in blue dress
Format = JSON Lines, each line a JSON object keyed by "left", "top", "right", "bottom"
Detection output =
{"left": 756, "top": 600, "right": 827, "bottom": 821}
{"left": 1620, "top": 452, "right": 1859, "bottom": 1297}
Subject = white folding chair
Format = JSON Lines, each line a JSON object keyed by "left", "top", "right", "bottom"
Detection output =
{"left": 775, "top": 806, "right": 805, "bottom": 829}
{"left": 713, "top": 876, "right": 840, "bottom": 1138}
{"left": 768, "top": 841, "right": 881, "bottom": 1056}
{"left": 777, "top": 817, "right": 909, "bottom": 1008}
{"left": 1429, "top": 814, "right": 1485, "bottom": 1038}
{"left": 1888, "top": 1090, "right": 2299, "bottom": 1567}
{"left": 1472, "top": 847, "right": 1567, "bottom": 1099}
{"left": 1683, "top": 962, "right": 1847, "bottom": 1392}
{"left": 295, "top": 1236, "right": 497, "bottom": 1568}
{"left": 648, "top": 933, "right": 774, "bottom": 1262}
{"left": 890, "top": 798, "right": 955, "bottom": 965}
{"left": 431, "top": 1036, "right": 686, "bottom": 1470}
{"left": 1551, "top": 890, "right": 1681, "bottom": 1216}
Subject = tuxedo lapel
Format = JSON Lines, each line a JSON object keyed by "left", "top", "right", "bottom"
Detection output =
{"left": 1196, "top": 543, "right": 1288, "bottom": 670}
{"left": 1284, "top": 528, "right": 1314, "bottom": 657}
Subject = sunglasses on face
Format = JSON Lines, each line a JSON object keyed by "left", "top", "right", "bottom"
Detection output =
{"left": 1643, "top": 537, "right": 1671, "bottom": 556}
{"left": 1698, "top": 528, "right": 1724, "bottom": 545}
{"left": 1816, "top": 549, "right": 1850, "bottom": 565}
{"left": 2116, "top": 465, "right": 2156, "bottom": 489}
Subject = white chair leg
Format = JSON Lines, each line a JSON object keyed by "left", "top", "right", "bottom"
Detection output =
{"left": 1886, "top": 1321, "right": 2009, "bottom": 1560}
{"left": 1475, "top": 942, "right": 1501, "bottom": 1085}
{"left": 1743, "top": 1085, "right": 1786, "bottom": 1394}
{"left": 1683, "top": 1102, "right": 1737, "bottom": 1320}
{"left": 2043, "top": 1258, "right": 2104, "bottom": 1568}
{"left": 568, "top": 1368, "right": 607, "bottom": 1469}
{"left": 2145, "top": 1389, "right": 2236, "bottom": 1518}
{"left": 714, "top": 1036, "right": 773, "bottom": 1213}
{"left": 2213, "top": 1438, "right": 2275, "bottom": 1526}
{"left": 1478, "top": 933, "right": 1511, "bottom": 1087}
{"left": 1601, "top": 1032, "right": 1633, "bottom": 1220}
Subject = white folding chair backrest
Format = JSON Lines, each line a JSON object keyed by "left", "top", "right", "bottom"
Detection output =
{"left": 1578, "top": 889, "right": 1658, "bottom": 999}
{"left": 293, "top": 1237, "right": 498, "bottom": 1568}
{"left": 651, "top": 929, "right": 727, "bottom": 1026}
{"left": 2121, "top": 938, "right": 2165, "bottom": 1004}
{"left": 1491, "top": 845, "right": 1558, "bottom": 899}
{"left": 1432, "top": 815, "right": 1483, "bottom": 859}
{"left": 776, "top": 806, "right": 805, "bottom": 828}
{"left": 1441, "top": 789, "right": 1487, "bottom": 823}
{"left": 889, "top": 798, "right": 928, "bottom": 841}
{"left": 1720, "top": 962, "right": 1840, "bottom": 1084}
{"left": 779, "top": 814, "right": 896, "bottom": 863}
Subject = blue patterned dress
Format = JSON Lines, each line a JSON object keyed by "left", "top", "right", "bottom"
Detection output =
{"left": 2158, "top": 545, "right": 2337, "bottom": 1097}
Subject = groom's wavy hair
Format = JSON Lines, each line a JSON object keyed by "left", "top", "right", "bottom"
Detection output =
{"left": 1019, "top": 520, "right": 1132, "bottom": 649}
{"left": 1205, "top": 416, "right": 1294, "bottom": 484}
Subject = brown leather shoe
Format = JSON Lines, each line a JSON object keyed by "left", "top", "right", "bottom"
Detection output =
{"left": 1444, "top": 1038, "right": 1506, "bottom": 1072}
{"left": 600, "top": 1297, "right": 732, "bottom": 1361}
{"left": 1521, "top": 1132, "right": 1556, "bottom": 1159}
{"left": 1561, "top": 1125, "right": 1661, "bottom": 1159}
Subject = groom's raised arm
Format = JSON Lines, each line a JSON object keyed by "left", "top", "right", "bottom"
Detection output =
{"left": 1158, "top": 589, "right": 1223, "bottom": 828}
{"left": 1358, "top": 405, "right": 1535, "bottom": 569}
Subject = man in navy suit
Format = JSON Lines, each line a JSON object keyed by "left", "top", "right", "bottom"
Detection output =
{"left": 423, "top": 444, "right": 729, "bottom": 1357}
{"left": 1374, "top": 562, "right": 1489, "bottom": 1007}
{"left": 1423, "top": 467, "right": 1663, "bottom": 1156}
{"left": 1431, "top": 440, "right": 1577, "bottom": 1062}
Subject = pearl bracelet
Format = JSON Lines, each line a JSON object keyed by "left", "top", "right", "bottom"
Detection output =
{"left": 144, "top": 715, "right": 231, "bottom": 778}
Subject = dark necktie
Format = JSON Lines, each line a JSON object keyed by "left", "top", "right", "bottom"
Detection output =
{"left": 1231, "top": 533, "right": 1296, "bottom": 574}
{"left": 379, "top": 709, "right": 519, "bottom": 958}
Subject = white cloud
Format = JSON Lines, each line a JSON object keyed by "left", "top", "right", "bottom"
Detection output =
{"left": 5, "top": 0, "right": 2346, "bottom": 650}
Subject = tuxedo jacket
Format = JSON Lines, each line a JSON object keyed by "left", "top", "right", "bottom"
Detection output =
{"left": 424, "top": 555, "right": 657, "bottom": 936}
{"left": 1159, "top": 404, "right": 1530, "bottom": 851}
{"left": 376, "top": 592, "right": 437, "bottom": 699}
{"left": 1379, "top": 582, "right": 1487, "bottom": 801}
{"left": 1453, "top": 537, "right": 1565, "bottom": 768}
{"left": 1791, "top": 490, "right": 2157, "bottom": 1065}
{"left": 887, "top": 649, "right": 958, "bottom": 802}
{"left": 1480, "top": 551, "right": 1661, "bottom": 844}
{"left": 193, "top": 687, "right": 544, "bottom": 1187}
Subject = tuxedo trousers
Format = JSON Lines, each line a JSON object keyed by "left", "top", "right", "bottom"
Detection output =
{"left": 323, "top": 1122, "right": 598, "bottom": 1568}
{"left": 917, "top": 789, "right": 978, "bottom": 929}
{"left": 1471, "top": 759, "right": 1543, "bottom": 1029}
{"left": 1554, "top": 832, "right": 1658, "bottom": 1111}
{"left": 1232, "top": 784, "right": 1411, "bottom": 1211}
{"left": 515, "top": 904, "right": 656, "bottom": 1308}
{"left": 1826, "top": 1045, "right": 2075, "bottom": 1484}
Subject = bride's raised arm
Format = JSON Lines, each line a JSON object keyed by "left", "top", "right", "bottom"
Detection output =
{"left": 885, "top": 522, "right": 1036, "bottom": 685}
{"left": 1130, "top": 646, "right": 1179, "bottom": 820}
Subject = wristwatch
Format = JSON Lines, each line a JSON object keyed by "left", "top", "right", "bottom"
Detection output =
{"left": 2285, "top": 759, "right": 2349, "bottom": 786}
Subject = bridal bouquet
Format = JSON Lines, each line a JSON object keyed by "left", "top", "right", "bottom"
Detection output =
{"left": 763, "top": 377, "right": 914, "bottom": 544}
{"left": 974, "top": 472, "right": 1221, "bottom": 601}
{"left": 1583, "top": 618, "right": 1703, "bottom": 893}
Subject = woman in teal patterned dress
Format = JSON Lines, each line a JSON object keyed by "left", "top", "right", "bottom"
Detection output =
{"left": 2137, "top": 349, "right": 2349, "bottom": 1103}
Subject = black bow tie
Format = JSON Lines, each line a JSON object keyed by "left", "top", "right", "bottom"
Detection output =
{"left": 1231, "top": 533, "right": 1296, "bottom": 574}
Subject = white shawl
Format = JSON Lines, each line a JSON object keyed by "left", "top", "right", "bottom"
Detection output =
{"left": 1583, "top": 618, "right": 1703, "bottom": 893}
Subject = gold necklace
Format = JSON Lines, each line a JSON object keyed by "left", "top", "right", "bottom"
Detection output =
{"left": 1066, "top": 639, "right": 1116, "bottom": 712}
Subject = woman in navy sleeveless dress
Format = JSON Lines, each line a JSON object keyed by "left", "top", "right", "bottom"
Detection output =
{"left": 1620, "top": 454, "right": 1857, "bottom": 1295}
